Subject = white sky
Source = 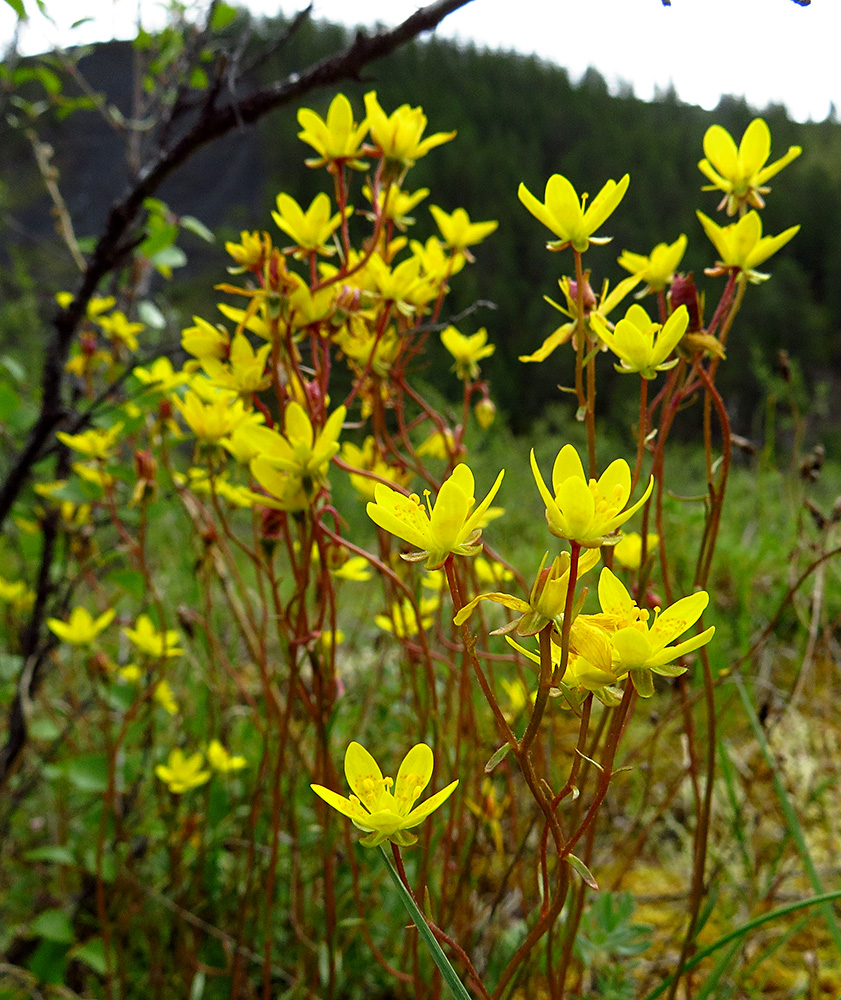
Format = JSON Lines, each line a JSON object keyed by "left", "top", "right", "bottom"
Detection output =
{"left": 0, "top": 0, "right": 835, "bottom": 122}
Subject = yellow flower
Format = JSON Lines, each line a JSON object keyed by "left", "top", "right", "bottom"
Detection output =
{"left": 331, "top": 555, "right": 373, "bottom": 582}
{"left": 286, "top": 274, "right": 336, "bottom": 330}
{"left": 123, "top": 614, "right": 183, "bottom": 659}
{"left": 364, "top": 91, "right": 455, "bottom": 170}
{"left": 474, "top": 556, "right": 513, "bottom": 588}
{"left": 367, "top": 463, "right": 504, "bottom": 570}
{"left": 454, "top": 548, "right": 601, "bottom": 638}
{"left": 155, "top": 748, "right": 211, "bottom": 794}
{"left": 341, "top": 437, "right": 411, "bottom": 502}
{"left": 698, "top": 118, "right": 801, "bottom": 216}
{"left": 153, "top": 679, "right": 179, "bottom": 715}
{"left": 225, "top": 230, "right": 273, "bottom": 271}
{"left": 248, "top": 401, "right": 345, "bottom": 484}
{"left": 531, "top": 444, "right": 653, "bottom": 547}
{"left": 272, "top": 192, "right": 349, "bottom": 257}
{"left": 367, "top": 253, "right": 432, "bottom": 316}
{"left": 597, "top": 567, "right": 715, "bottom": 697}
{"left": 410, "top": 235, "right": 466, "bottom": 283}
{"left": 207, "top": 739, "right": 247, "bottom": 773}
{"left": 119, "top": 664, "right": 142, "bottom": 683}
{"left": 696, "top": 209, "right": 799, "bottom": 283}
{"left": 47, "top": 606, "right": 115, "bottom": 646}
{"left": 429, "top": 205, "right": 498, "bottom": 260}
{"left": 133, "top": 357, "right": 189, "bottom": 394}
{"left": 201, "top": 331, "right": 272, "bottom": 396}
{"left": 335, "top": 318, "right": 400, "bottom": 379}
{"left": 618, "top": 235, "right": 688, "bottom": 296}
{"left": 311, "top": 741, "right": 458, "bottom": 848}
{"left": 95, "top": 310, "right": 144, "bottom": 352}
{"left": 416, "top": 427, "right": 455, "bottom": 460}
{"left": 56, "top": 424, "right": 123, "bottom": 461}
{"left": 520, "top": 272, "right": 640, "bottom": 364}
{"left": 172, "top": 388, "right": 261, "bottom": 443}
{"left": 297, "top": 92, "right": 369, "bottom": 170}
{"left": 375, "top": 596, "right": 439, "bottom": 638}
{"left": 0, "top": 577, "right": 35, "bottom": 612}
{"left": 364, "top": 184, "right": 429, "bottom": 229}
{"left": 465, "top": 778, "right": 509, "bottom": 855}
{"left": 613, "top": 532, "right": 659, "bottom": 571}
{"left": 72, "top": 463, "right": 113, "bottom": 490}
{"left": 591, "top": 303, "right": 689, "bottom": 379}
{"left": 506, "top": 635, "right": 621, "bottom": 708}
{"left": 440, "top": 326, "right": 495, "bottom": 381}
{"left": 518, "top": 173, "right": 630, "bottom": 252}
{"left": 181, "top": 316, "right": 230, "bottom": 361}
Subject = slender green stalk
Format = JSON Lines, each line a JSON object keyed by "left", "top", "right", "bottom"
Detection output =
{"left": 379, "top": 846, "right": 477, "bottom": 1000}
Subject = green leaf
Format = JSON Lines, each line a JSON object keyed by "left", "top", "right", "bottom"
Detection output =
{"left": 566, "top": 853, "right": 599, "bottom": 889}
{"left": 484, "top": 742, "right": 512, "bottom": 773}
{"left": 189, "top": 67, "right": 209, "bottom": 90}
{"left": 139, "top": 223, "right": 178, "bottom": 258}
{"left": 24, "top": 845, "right": 75, "bottom": 866}
{"left": 27, "top": 938, "right": 68, "bottom": 984}
{"left": 210, "top": 2, "right": 237, "bottom": 30}
{"left": 107, "top": 568, "right": 147, "bottom": 601}
{"left": 180, "top": 215, "right": 215, "bottom": 243}
{"left": 82, "top": 848, "right": 115, "bottom": 883}
{"left": 32, "top": 908, "right": 74, "bottom": 944}
{"left": 65, "top": 753, "right": 109, "bottom": 793}
{"left": 1, "top": 354, "right": 26, "bottom": 381}
{"left": 0, "top": 653, "right": 23, "bottom": 681}
{"left": 70, "top": 937, "right": 108, "bottom": 975}
{"left": 29, "top": 717, "right": 61, "bottom": 740}
{"left": 137, "top": 300, "right": 166, "bottom": 329}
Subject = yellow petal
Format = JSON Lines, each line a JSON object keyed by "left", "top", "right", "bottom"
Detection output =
{"left": 394, "top": 743, "right": 433, "bottom": 814}
{"left": 344, "top": 742, "right": 385, "bottom": 812}
{"left": 703, "top": 124, "right": 738, "bottom": 178}
{"left": 403, "top": 779, "right": 459, "bottom": 828}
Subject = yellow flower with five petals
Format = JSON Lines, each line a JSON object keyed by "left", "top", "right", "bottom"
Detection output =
{"left": 597, "top": 567, "right": 714, "bottom": 697}
{"left": 311, "top": 741, "right": 458, "bottom": 847}
{"left": 123, "top": 614, "right": 183, "bottom": 659}
{"left": 155, "top": 748, "right": 211, "bottom": 794}
{"left": 440, "top": 325, "right": 495, "bottom": 381}
{"left": 297, "top": 92, "right": 369, "bottom": 170}
{"left": 367, "top": 462, "right": 504, "bottom": 570}
{"left": 698, "top": 118, "right": 801, "bottom": 216}
{"left": 518, "top": 173, "right": 630, "bottom": 252}
{"left": 429, "top": 205, "right": 498, "bottom": 261}
{"left": 531, "top": 444, "right": 653, "bottom": 547}
{"left": 590, "top": 303, "right": 689, "bottom": 380}
{"left": 272, "top": 192, "right": 350, "bottom": 257}
{"left": 696, "top": 210, "right": 799, "bottom": 283}
{"left": 618, "top": 235, "right": 688, "bottom": 296}
{"left": 207, "top": 739, "right": 247, "bottom": 773}
{"left": 364, "top": 92, "right": 456, "bottom": 171}
{"left": 47, "top": 606, "right": 115, "bottom": 646}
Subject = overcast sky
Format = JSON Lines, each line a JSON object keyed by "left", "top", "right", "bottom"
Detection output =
{"left": 0, "top": 0, "right": 835, "bottom": 122}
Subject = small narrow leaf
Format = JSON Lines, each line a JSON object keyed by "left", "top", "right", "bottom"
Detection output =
{"left": 484, "top": 742, "right": 511, "bottom": 773}
{"left": 566, "top": 853, "right": 598, "bottom": 889}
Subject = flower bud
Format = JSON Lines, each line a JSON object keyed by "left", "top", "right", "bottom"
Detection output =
{"left": 567, "top": 275, "right": 597, "bottom": 315}
{"left": 474, "top": 397, "right": 496, "bottom": 430}
{"left": 669, "top": 273, "right": 702, "bottom": 332}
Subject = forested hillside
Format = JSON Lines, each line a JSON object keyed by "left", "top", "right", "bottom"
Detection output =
{"left": 3, "top": 9, "right": 839, "bottom": 436}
